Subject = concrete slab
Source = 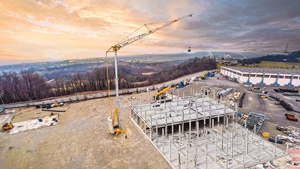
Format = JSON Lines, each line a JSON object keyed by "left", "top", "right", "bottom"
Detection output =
{"left": 131, "top": 95, "right": 235, "bottom": 128}
{"left": 0, "top": 114, "right": 59, "bottom": 136}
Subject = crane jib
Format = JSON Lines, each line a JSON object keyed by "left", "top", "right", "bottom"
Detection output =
{"left": 107, "top": 14, "right": 193, "bottom": 52}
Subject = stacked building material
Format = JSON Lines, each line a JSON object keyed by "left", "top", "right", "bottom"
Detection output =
{"left": 217, "top": 88, "right": 233, "bottom": 98}
{"left": 238, "top": 93, "right": 246, "bottom": 108}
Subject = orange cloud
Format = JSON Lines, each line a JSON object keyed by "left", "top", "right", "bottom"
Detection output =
{"left": 1, "top": 0, "right": 299, "bottom": 65}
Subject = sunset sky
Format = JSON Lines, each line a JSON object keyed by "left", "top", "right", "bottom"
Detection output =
{"left": 0, "top": 0, "right": 300, "bottom": 65}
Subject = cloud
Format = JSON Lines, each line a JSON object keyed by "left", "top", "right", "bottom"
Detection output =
{"left": 0, "top": 0, "right": 300, "bottom": 64}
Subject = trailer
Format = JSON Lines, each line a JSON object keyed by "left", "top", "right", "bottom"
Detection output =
{"left": 217, "top": 88, "right": 233, "bottom": 98}
{"left": 243, "top": 112, "right": 266, "bottom": 133}
{"left": 274, "top": 88, "right": 299, "bottom": 93}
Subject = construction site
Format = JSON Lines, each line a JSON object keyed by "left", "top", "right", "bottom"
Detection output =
{"left": 1, "top": 13, "right": 300, "bottom": 169}
{"left": 1, "top": 73, "right": 300, "bottom": 168}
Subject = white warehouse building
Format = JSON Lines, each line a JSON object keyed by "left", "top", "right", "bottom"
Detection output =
{"left": 221, "top": 66, "right": 300, "bottom": 87}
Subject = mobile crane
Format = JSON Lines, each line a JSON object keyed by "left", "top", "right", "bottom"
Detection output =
{"left": 106, "top": 14, "right": 193, "bottom": 138}
{"left": 153, "top": 86, "right": 171, "bottom": 100}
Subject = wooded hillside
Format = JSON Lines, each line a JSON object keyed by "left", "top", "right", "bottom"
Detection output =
{"left": 0, "top": 57, "right": 217, "bottom": 104}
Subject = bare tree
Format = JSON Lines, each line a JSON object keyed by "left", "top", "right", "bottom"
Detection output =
{"left": 71, "top": 72, "right": 84, "bottom": 93}
{"left": 86, "top": 71, "right": 96, "bottom": 91}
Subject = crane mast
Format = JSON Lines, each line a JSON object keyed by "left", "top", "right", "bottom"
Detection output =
{"left": 106, "top": 14, "right": 193, "bottom": 137}
{"left": 284, "top": 43, "right": 289, "bottom": 53}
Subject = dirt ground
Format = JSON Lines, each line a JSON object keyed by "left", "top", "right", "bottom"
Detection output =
{"left": 1, "top": 74, "right": 299, "bottom": 169}
{"left": 0, "top": 92, "right": 171, "bottom": 169}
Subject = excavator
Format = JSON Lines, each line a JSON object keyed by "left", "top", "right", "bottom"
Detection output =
{"left": 106, "top": 14, "right": 193, "bottom": 138}
{"left": 153, "top": 86, "right": 171, "bottom": 100}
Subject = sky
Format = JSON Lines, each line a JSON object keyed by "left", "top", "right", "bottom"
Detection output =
{"left": 0, "top": 0, "right": 300, "bottom": 65}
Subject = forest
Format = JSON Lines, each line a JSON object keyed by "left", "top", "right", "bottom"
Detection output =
{"left": 0, "top": 57, "right": 217, "bottom": 104}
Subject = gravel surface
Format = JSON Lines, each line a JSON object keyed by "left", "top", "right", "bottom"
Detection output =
{"left": 0, "top": 92, "right": 170, "bottom": 169}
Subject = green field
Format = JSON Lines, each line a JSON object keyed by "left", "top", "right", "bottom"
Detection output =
{"left": 258, "top": 61, "right": 300, "bottom": 69}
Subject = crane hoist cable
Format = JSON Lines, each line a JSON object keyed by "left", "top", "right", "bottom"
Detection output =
{"left": 105, "top": 53, "right": 112, "bottom": 119}
{"left": 188, "top": 24, "right": 191, "bottom": 52}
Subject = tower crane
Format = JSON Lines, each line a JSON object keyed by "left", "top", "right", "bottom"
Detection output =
{"left": 106, "top": 14, "right": 193, "bottom": 138}
{"left": 283, "top": 43, "right": 289, "bottom": 53}
{"left": 243, "top": 43, "right": 290, "bottom": 53}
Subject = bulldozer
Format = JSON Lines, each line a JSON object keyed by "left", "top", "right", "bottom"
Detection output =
{"left": 2, "top": 122, "right": 13, "bottom": 131}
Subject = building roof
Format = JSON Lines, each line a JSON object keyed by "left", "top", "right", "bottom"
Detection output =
{"left": 222, "top": 66, "right": 300, "bottom": 75}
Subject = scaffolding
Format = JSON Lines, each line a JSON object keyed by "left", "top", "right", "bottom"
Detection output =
{"left": 130, "top": 91, "right": 284, "bottom": 169}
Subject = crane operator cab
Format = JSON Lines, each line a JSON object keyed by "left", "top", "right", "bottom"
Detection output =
{"left": 188, "top": 47, "right": 191, "bottom": 52}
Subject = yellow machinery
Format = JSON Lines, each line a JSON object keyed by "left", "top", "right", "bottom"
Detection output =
{"left": 261, "top": 132, "right": 270, "bottom": 138}
{"left": 261, "top": 95, "right": 268, "bottom": 99}
{"left": 53, "top": 102, "right": 59, "bottom": 107}
{"left": 2, "top": 122, "right": 13, "bottom": 131}
{"left": 153, "top": 86, "right": 171, "bottom": 100}
{"left": 106, "top": 14, "right": 193, "bottom": 138}
{"left": 200, "top": 71, "right": 207, "bottom": 79}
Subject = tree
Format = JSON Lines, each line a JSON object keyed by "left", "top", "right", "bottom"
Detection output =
{"left": 71, "top": 72, "right": 84, "bottom": 93}
{"left": 86, "top": 71, "right": 96, "bottom": 91}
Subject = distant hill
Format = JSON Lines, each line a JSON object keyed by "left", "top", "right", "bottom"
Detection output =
{"left": 0, "top": 50, "right": 281, "bottom": 74}
{"left": 239, "top": 51, "right": 300, "bottom": 64}
{"left": 121, "top": 51, "right": 257, "bottom": 62}
{"left": 147, "top": 57, "right": 217, "bottom": 85}
{"left": 0, "top": 57, "right": 216, "bottom": 104}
